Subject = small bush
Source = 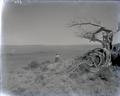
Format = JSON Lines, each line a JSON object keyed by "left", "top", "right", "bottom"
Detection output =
{"left": 28, "top": 61, "right": 40, "bottom": 69}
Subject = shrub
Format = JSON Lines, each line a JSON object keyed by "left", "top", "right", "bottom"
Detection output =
{"left": 28, "top": 61, "right": 40, "bottom": 69}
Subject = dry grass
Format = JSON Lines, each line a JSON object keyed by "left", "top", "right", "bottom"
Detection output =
{"left": 4, "top": 58, "right": 120, "bottom": 96}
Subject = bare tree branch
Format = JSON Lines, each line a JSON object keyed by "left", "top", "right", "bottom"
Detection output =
{"left": 70, "top": 22, "right": 113, "bottom": 34}
{"left": 70, "top": 22, "right": 103, "bottom": 28}
{"left": 70, "top": 21, "right": 114, "bottom": 51}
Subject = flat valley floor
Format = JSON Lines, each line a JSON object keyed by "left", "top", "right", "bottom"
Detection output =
{"left": 2, "top": 45, "right": 120, "bottom": 96}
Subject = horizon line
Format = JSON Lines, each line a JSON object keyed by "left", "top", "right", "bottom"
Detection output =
{"left": 2, "top": 43, "right": 102, "bottom": 46}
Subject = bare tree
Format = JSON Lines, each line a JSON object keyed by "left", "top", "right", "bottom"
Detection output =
{"left": 70, "top": 21, "right": 114, "bottom": 68}
{"left": 70, "top": 22, "right": 113, "bottom": 51}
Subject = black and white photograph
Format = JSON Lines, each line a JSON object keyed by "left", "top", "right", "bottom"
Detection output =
{"left": 1, "top": 0, "right": 120, "bottom": 96}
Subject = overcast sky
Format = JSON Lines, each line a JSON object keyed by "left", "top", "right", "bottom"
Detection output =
{"left": 2, "top": 2, "right": 118, "bottom": 45}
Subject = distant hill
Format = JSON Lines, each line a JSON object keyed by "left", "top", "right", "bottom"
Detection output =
{"left": 2, "top": 44, "right": 101, "bottom": 55}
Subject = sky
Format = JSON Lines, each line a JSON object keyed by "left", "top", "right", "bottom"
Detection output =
{"left": 2, "top": 2, "right": 119, "bottom": 45}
